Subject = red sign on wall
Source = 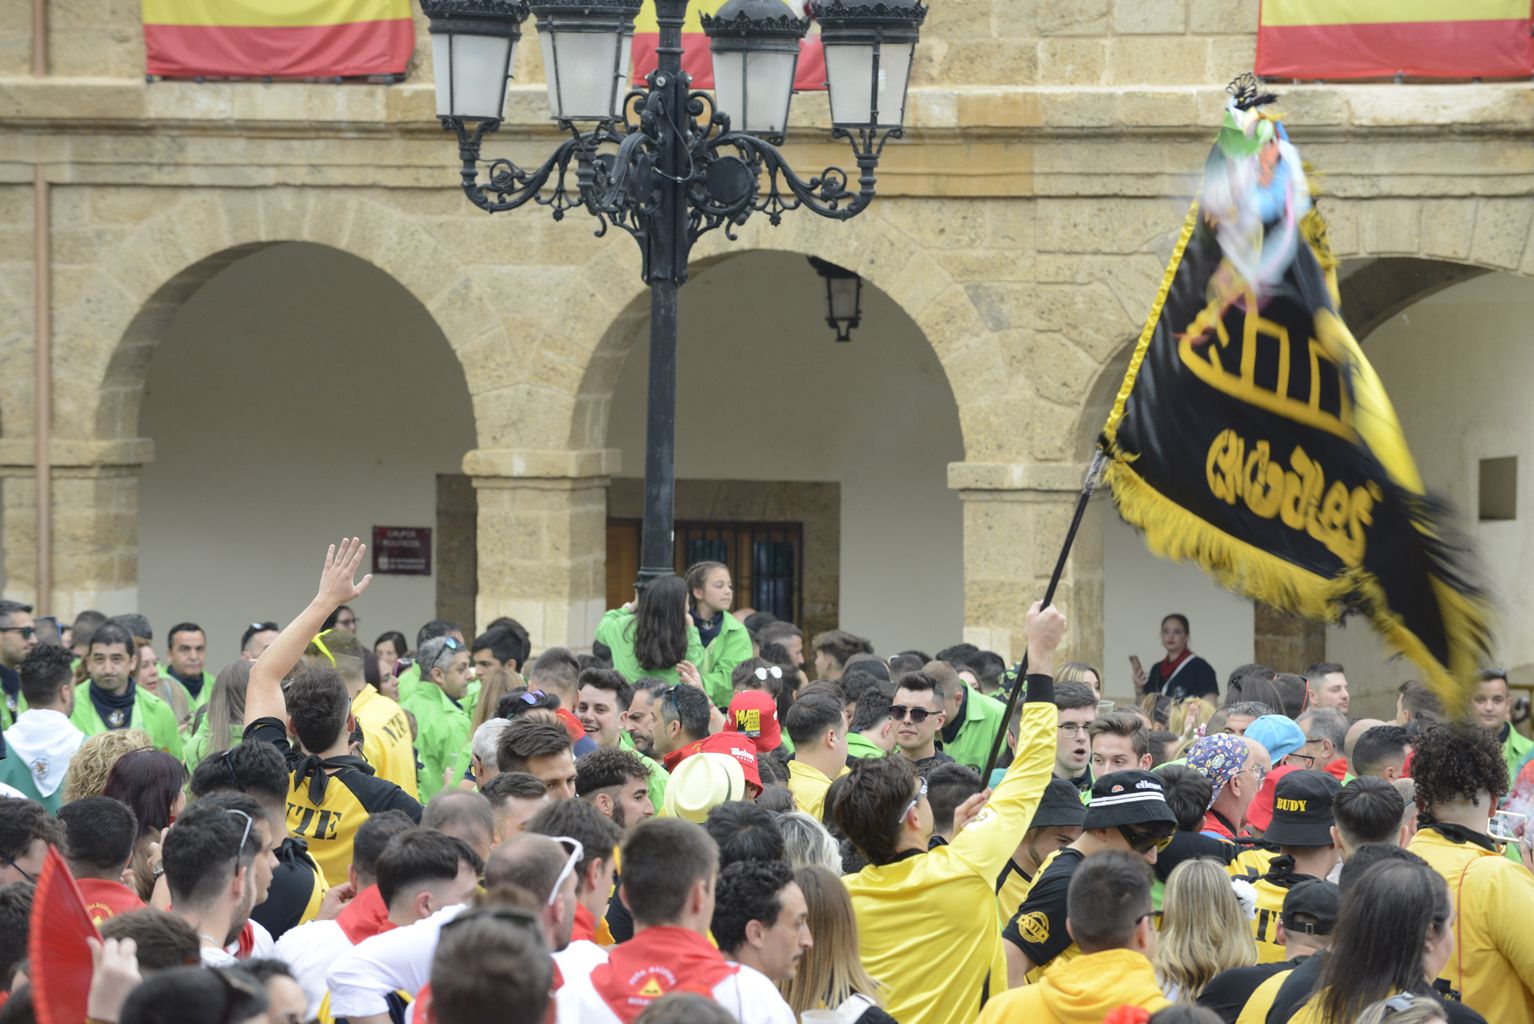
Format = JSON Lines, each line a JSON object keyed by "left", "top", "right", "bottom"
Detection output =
{"left": 373, "top": 526, "right": 432, "bottom": 576}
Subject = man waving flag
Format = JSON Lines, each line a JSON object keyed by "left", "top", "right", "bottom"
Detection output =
{"left": 1099, "top": 76, "right": 1490, "bottom": 709}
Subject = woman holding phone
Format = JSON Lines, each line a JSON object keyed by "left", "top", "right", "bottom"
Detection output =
{"left": 1132, "top": 613, "right": 1218, "bottom": 702}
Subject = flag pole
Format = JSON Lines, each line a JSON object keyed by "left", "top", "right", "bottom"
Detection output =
{"left": 979, "top": 450, "right": 1107, "bottom": 784}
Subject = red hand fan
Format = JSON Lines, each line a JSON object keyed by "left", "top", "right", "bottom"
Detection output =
{"left": 28, "top": 845, "right": 101, "bottom": 1024}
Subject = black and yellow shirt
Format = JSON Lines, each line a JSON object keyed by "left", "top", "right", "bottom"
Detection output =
{"left": 1003, "top": 846, "right": 1085, "bottom": 981}
{"left": 250, "top": 836, "right": 328, "bottom": 941}
{"left": 996, "top": 857, "right": 1034, "bottom": 923}
{"left": 245, "top": 718, "right": 423, "bottom": 888}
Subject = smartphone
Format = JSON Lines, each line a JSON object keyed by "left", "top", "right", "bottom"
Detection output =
{"left": 1129, "top": 654, "right": 1143, "bottom": 675}
{"left": 33, "top": 616, "right": 60, "bottom": 646}
{"left": 1489, "top": 809, "right": 1525, "bottom": 842}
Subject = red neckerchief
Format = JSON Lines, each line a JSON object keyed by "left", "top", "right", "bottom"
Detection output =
{"left": 1323, "top": 757, "right": 1349, "bottom": 782}
{"left": 1200, "top": 810, "right": 1237, "bottom": 841}
{"left": 77, "top": 877, "right": 147, "bottom": 925}
{"left": 1156, "top": 649, "right": 1192, "bottom": 681}
{"left": 235, "top": 921, "right": 255, "bottom": 958}
{"left": 589, "top": 927, "right": 737, "bottom": 1024}
{"left": 661, "top": 739, "right": 707, "bottom": 773}
{"left": 555, "top": 707, "right": 585, "bottom": 743}
{"left": 415, "top": 963, "right": 562, "bottom": 1024}
{"left": 572, "top": 902, "right": 597, "bottom": 943}
{"left": 336, "top": 884, "right": 396, "bottom": 945}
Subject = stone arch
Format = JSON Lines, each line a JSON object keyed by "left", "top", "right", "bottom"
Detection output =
{"left": 552, "top": 201, "right": 1003, "bottom": 460}
{"left": 52, "top": 188, "right": 509, "bottom": 445}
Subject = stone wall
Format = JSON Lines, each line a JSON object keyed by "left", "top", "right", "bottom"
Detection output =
{"left": 1, "top": 2, "right": 1533, "bottom": 670}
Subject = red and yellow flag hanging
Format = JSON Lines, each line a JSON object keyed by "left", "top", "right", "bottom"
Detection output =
{"left": 143, "top": 0, "right": 415, "bottom": 79}
{"left": 630, "top": 0, "right": 826, "bottom": 90}
{"left": 1257, "top": 0, "right": 1534, "bottom": 79}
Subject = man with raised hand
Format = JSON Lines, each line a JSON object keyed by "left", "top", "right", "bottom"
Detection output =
{"left": 243, "top": 538, "right": 421, "bottom": 886}
{"left": 835, "top": 602, "right": 1066, "bottom": 1024}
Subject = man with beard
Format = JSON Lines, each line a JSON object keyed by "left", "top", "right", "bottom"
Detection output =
{"left": 578, "top": 747, "right": 656, "bottom": 943}
{"left": 162, "top": 796, "right": 278, "bottom": 965}
{"left": 616, "top": 678, "right": 671, "bottom": 813}
{"left": 712, "top": 859, "right": 812, "bottom": 999}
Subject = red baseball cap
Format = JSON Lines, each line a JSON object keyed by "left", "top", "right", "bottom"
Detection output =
{"left": 1244, "top": 764, "right": 1301, "bottom": 834}
{"left": 724, "top": 690, "right": 783, "bottom": 753}
{"left": 700, "top": 731, "right": 763, "bottom": 793}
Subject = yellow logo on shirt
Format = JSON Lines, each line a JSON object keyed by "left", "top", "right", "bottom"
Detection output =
{"left": 638, "top": 979, "right": 664, "bottom": 998}
{"left": 1017, "top": 911, "right": 1050, "bottom": 944}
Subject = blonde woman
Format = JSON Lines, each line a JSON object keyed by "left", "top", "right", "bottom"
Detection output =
{"left": 60, "top": 728, "right": 154, "bottom": 803}
{"left": 781, "top": 865, "right": 894, "bottom": 1023}
{"left": 1155, "top": 859, "right": 1257, "bottom": 1001}
{"left": 470, "top": 666, "right": 523, "bottom": 735}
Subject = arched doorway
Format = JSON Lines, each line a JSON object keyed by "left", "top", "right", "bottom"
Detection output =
{"left": 136, "top": 242, "right": 477, "bottom": 659}
{"left": 602, "top": 250, "right": 966, "bottom": 654}
{"left": 1326, "top": 268, "right": 1534, "bottom": 703}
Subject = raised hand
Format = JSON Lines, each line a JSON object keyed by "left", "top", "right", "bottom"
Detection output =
{"left": 318, "top": 536, "right": 373, "bottom": 610}
{"left": 87, "top": 936, "right": 143, "bottom": 1023}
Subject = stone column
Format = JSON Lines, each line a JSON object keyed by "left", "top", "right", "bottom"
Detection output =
{"left": 949, "top": 461, "right": 1105, "bottom": 668}
{"left": 0, "top": 438, "right": 153, "bottom": 617}
{"left": 463, "top": 448, "right": 619, "bottom": 653}
{"left": 1253, "top": 604, "right": 1326, "bottom": 675}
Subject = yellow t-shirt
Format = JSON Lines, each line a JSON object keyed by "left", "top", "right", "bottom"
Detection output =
{"left": 786, "top": 759, "right": 848, "bottom": 821}
{"left": 1249, "top": 878, "right": 1290, "bottom": 964}
{"left": 352, "top": 684, "right": 421, "bottom": 801}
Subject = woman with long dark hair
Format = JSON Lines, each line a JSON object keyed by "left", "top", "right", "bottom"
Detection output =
{"left": 595, "top": 574, "right": 704, "bottom": 687}
{"left": 1288, "top": 860, "right": 1482, "bottom": 1024}
{"left": 686, "top": 560, "right": 751, "bottom": 708}
{"left": 1132, "top": 614, "right": 1219, "bottom": 701}
{"left": 102, "top": 748, "right": 188, "bottom": 899}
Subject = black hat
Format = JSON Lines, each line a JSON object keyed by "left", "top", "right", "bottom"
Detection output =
{"left": 1261, "top": 769, "right": 1340, "bottom": 847}
{"left": 1029, "top": 778, "right": 1088, "bottom": 830}
{"left": 1280, "top": 879, "right": 1340, "bottom": 935}
{"left": 1083, "top": 770, "right": 1179, "bottom": 830}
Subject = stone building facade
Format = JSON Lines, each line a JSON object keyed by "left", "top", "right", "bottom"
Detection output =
{"left": 2, "top": 1, "right": 1532, "bottom": 710}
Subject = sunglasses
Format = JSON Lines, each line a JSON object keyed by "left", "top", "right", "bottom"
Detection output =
{"left": 899, "top": 777, "right": 928, "bottom": 823}
{"left": 1118, "top": 825, "right": 1175, "bottom": 854}
{"left": 753, "top": 665, "right": 784, "bottom": 681}
{"left": 215, "top": 749, "right": 244, "bottom": 791}
{"left": 889, "top": 704, "right": 935, "bottom": 724}
{"left": 225, "top": 808, "right": 256, "bottom": 861}
{"left": 1135, "top": 909, "right": 1164, "bottom": 927}
{"left": 1, "top": 857, "right": 33, "bottom": 884}
{"left": 547, "top": 836, "right": 585, "bottom": 906}
{"left": 311, "top": 630, "right": 337, "bottom": 666}
{"left": 518, "top": 689, "right": 549, "bottom": 705}
{"left": 0, "top": 627, "right": 35, "bottom": 639}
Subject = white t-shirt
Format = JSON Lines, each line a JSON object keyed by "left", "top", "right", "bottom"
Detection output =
{"left": 561, "top": 957, "right": 795, "bottom": 1024}
{"left": 274, "top": 918, "right": 347, "bottom": 1017}
{"left": 327, "top": 903, "right": 466, "bottom": 1019}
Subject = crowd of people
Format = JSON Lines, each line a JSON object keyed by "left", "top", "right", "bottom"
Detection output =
{"left": 0, "top": 550, "right": 1531, "bottom": 1024}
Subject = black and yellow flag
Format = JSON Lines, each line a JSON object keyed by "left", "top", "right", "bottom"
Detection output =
{"left": 1099, "top": 96, "right": 1489, "bottom": 706}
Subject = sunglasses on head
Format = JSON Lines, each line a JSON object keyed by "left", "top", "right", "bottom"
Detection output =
{"left": 889, "top": 704, "right": 934, "bottom": 723}
{"left": 753, "top": 665, "right": 783, "bottom": 681}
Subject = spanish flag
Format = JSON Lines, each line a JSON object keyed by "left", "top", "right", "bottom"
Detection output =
{"left": 1257, "top": 0, "right": 1534, "bottom": 79}
{"left": 630, "top": 0, "right": 825, "bottom": 91}
{"left": 1100, "top": 88, "right": 1491, "bottom": 708}
{"left": 143, "top": 0, "right": 415, "bottom": 79}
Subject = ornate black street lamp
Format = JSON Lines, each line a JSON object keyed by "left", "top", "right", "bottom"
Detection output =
{"left": 423, "top": 0, "right": 925, "bottom": 582}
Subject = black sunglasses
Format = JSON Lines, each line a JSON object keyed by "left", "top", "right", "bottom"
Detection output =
{"left": 1118, "top": 825, "right": 1175, "bottom": 854}
{"left": 889, "top": 704, "right": 934, "bottom": 724}
{"left": 0, "top": 627, "right": 35, "bottom": 639}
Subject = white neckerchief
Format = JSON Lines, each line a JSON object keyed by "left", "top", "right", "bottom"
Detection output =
{"left": 4, "top": 709, "right": 85, "bottom": 796}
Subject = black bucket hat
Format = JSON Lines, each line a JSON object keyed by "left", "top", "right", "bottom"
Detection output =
{"left": 1083, "top": 770, "right": 1179, "bottom": 830}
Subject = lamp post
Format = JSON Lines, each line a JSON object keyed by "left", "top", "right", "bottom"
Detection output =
{"left": 423, "top": 0, "right": 924, "bottom": 583}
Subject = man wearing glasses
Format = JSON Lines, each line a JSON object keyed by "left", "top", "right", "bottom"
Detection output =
{"left": 0, "top": 600, "right": 37, "bottom": 728}
{"left": 161, "top": 797, "right": 274, "bottom": 966}
{"left": 837, "top": 602, "right": 1066, "bottom": 1024}
{"left": 403, "top": 634, "right": 474, "bottom": 802}
{"left": 888, "top": 671, "right": 956, "bottom": 774}
{"left": 1003, "top": 768, "right": 1179, "bottom": 987}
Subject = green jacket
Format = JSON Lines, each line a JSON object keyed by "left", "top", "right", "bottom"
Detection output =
{"left": 939, "top": 684, "right": 1009, "bottom": 775}
{"left": 403, "top": 683, "right": 472, "bottom": 802}
{"left": 1504, "top": 725, "right": 1533, "bottom": 789}
{"left": 158, "top": 668, "right": 214, "bottom": 712}
{"left": 70, "top": 682, "right": 182, "bottom": 759}
{"left": 594, "top": 609, "right": 705, "bottom": 687}
{"left": 396, "top": 662, "right": 422, "bottom": 706}
{"left": 846, "top": 731, "right": 888, "bottom": 759}
{"left": 0, "top": 756, "right": 61, "bottom": 812}
{"left": 698, "top": 612, "right": 752, "bottom": 709}
{"left": 182, "top": 716, "right": 243, "bottom": 774}
{"left": 619, "top": 730, "right": 668, "bottom": 813}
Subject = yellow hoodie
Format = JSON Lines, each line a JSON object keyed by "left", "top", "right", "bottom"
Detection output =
{"left": 1408, "top": 826, "right": 1534, "bottom": 1024}
{"left": 977, "top": 948, "right": 1169, "bottom": 1024}
{"left": 845, "top": 698, "right": 1056, "bottom": 1024}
